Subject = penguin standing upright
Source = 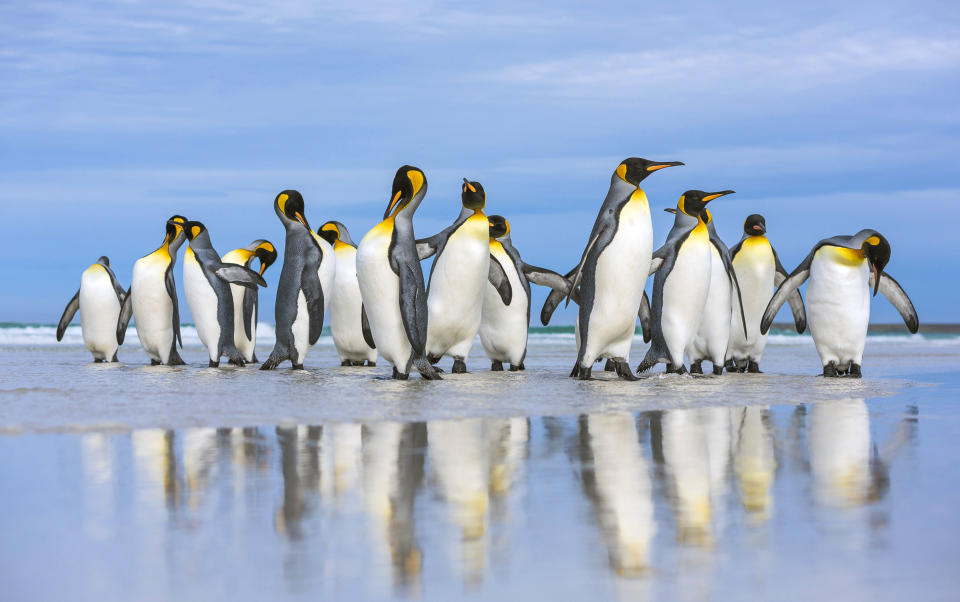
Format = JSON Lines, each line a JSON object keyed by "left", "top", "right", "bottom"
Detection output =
{"left": 221, "top": 240, "right": 278, "bottom": 363}
{"left": 541, "top": 158, "right": 683, "bottom": 380}
{"left": 261, "top": 190, "right": 326, "bottom": 370}
{"left": 480, "top": 215, "right": 569, "bottom": 371}
{"left": 761, "top": 229, "right": 918, "bottom": 377}
{"left": 57, "top": 256, "right": 127, "bottom": 362}
{"left": 637, "top": 190, "right": 736, "bottom": 374}
{"left": 117, "top": 215, "right": 188, "bottom": 365}
{"left": 417, "top": 178, "right": 507, "bottom": 373}
{"left": 318, "top": 220, "right": 377, "bottom": 367}
{"left": 355, "top": 166, "right": 440, "bottom": 380}
{"left": 726, "top": 215, "right": 806, "bottom": 373}
{"left": 181, "top": 220, "right": 267, "bottom": 367}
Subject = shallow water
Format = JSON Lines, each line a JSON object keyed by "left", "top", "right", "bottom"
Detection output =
{"left": 2, "top": 337, "right": 959, "bottom": 600}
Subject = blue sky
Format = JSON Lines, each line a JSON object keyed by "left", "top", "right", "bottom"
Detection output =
{"left": 2, "top": 0, "right": 958, "bottom": 325}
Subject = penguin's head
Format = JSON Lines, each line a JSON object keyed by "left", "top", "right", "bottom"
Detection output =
{"left": 488, "top": 215, "right": 510, "bottom": 239}
{"left": 385, "top": 165, "right": 427, "bottom": 220}
{"left": 275, "top": 190, "right": 311, "bottom": 230}
{"left": 615, "top": 158, "right": 684, "bottom": 187}
{"left": 176, "top": 220, "right": 208, "bottom": 242}
{"left": 860, "top": 230, "right": 891, "bottom": 296}
{"left": 462, "top": 179, "right": 486, "bottom": 210}
{"left": 165, "top": 215, "right": 188, "bottom": 243}
{"left": 249, "top": 240, "right": 278, "bottom": 276}
{"left": 96, "top": 256, "right": 111, "bottom": 268}
{"left": 744, "top": 214, "right": 766, "bottom": 236}
{"left": 318, "top": 221, "right": 355, "bottom": 247}
{"left": 677, "top": 190, "right": 735, "bottom": 219}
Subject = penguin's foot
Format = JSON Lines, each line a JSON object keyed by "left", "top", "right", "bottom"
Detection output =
{"left": 509, "top": 364, "right": 521, "bottom": 372}
{"left": 603, "top": 359, "right": 616, "bottom": 372}
{"left": 577, "top": 366, "right": 593, "bottom": 380}
{"left": 341, "top": 360, "right": 352, "bottom": 367}
{"left": 491, "top": 361, "right": 504, "bottom": 371}
{"left": 392, "top": 366, "right": 409, "bottom": 380}
{"left": 848, "top": 363, "right": 862, "bottom": 378}
{"left": 414, "top": 356, "right": 442, "bottom": 380}
{"left": 570, "top": 362, "right": 582, "bottom": 378}
{"left": 259, "top": 354, "right": 284, "bottom": 370}
{"left": 635, "top": 360, "right": 655, "bottom": 374}
{"left": 666, "top": 363, "right": 687, "bottom": 375}
{"left": 612, "top": 358, "right": 638, "bottom": 381}
{"left": 111, "top": 353, "right": 118, "bottom": 363}
{"left": 228, "top": 357, "right": 245, "bottom": 367}
{"left": 94, "top": 358, "right": 105, "bottom": 364}
{"left": 208, "top": 359, "right": 220, "bottom": 368}
{"left": 518, "top": 362, "right": 525, "bottom": 371}
{"left": 151, "top": 359, "right": 161, "bottom": 366}
{"left": 690, "top": 361, "right": 703, "bottom": 375}
{"left": 365, "top": 360, "right": 376, "bottom": 367}
{"left": 427, "top": 354, "right": 442, "bottom": 365}
{"left": 747, "top": 360, "right": 762, "bottom": 373}
{"left": 292, "top": 363, "right": 304, "bottom": 370}
{"left": 822, "top": 362, "right": 838, "bottom": 377}
{"left": 452, "top": 359, "right": 467, "bottom": 374}
{"left": 351, "top": 360, "right": 366, "bottom": 366}
{"left": 251, "top": 354, "right": 259, "bottom": 364}
{"left": 712, "top": 365, "right": 724, "bottom": 376}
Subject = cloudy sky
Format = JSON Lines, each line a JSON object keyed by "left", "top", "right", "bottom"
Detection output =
{"left": 2, "top": 0, "right": 958, "bottom": 325}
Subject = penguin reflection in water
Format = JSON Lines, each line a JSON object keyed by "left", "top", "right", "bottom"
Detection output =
{"left": 762, "top": 229, "right": 918, "bottom": 377}
{"left": 221, "top": 240, "right": 278, "bottom": 364}
{"left": 181, "top": 220, "right": 267, "bottom": 367}
{"left": 637, "top": 190, "right": 738, "bottom": 375}
{"left": 56, "top": 256, "right": 127, "bottom": 362}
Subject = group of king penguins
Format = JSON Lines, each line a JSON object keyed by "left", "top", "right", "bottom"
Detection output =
{"left": 57, "top": 158, "right": 920, "bottom": 380}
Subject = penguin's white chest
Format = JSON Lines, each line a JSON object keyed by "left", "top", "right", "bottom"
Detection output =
{"left": 806, "top": 247, "right": 870, "bottom": 366}
{"left": 357, "top": 222, "right": 409, "bottom": 367}
{"left": 689, "top": 244, "right": 732, "bottom": 362}
{"left": 79, "top": 265, "right": 121, "bottom": 359}
{"left": 661, "top": 223, "right": 712, "bottom": 362}
{"left": 183, "top": 249, "right": 222, "bottom": 359}
{"left": 313, "top": 233, "right": 336, "bottom": 312}
{"left": 480, "top": 243, "right": 527, "bottom": 364}
{"left": 131, "top": 253, "right": 175, "bottom": 361}
{"left": 729, "top": 239, "right": 776, "bottom": 358}
{"left": 330, "top": 245, "right": 375, "bottom": 361}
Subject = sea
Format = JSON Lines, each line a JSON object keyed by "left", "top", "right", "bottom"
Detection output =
{"left": 1, "top": 322, "right": 959, "bottom": 600}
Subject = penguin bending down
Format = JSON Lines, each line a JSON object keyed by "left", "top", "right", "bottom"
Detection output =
{"left": 117, "top": 215, "right": 188, "bottom": 365}
{"left": 637, "top": 190, "right": 736, "bottom": 375}
{"left": 761, "top": 229, "right": 918, "bottom": 377}
{"left": 480, "top": 215, "right": 570, "bottom": 371}
{"left": 318, "top": 221, "right": 377, "bottom": 367}
{"left": 725, "top": 215, "right": 806, "bottom": 373}
{"left": 672, "top": 206, "right": 747, "bottom": 375}
{"left": 355, "top": 166, "right": 440, "bottom": 380}
{"left": 543, "top": 158, "right": 683, "bottom": 380}
{"left": 221, "top": 240, "right": 278, "bottom": 363}
{"left": 57, "top": 256, "right": 127, "bottom": 362}
{"left": 181, "top": 221, "right": 267, "bottom": 367}
{"left": 416, "top": 178, "right": 509, "bottom": 374}
{"left": 261, "top": 190, "right": 326, "bottom": 370}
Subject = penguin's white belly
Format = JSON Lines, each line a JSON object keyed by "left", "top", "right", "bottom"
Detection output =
{"left": 806, "top": 249, "right": 870, "bottom": 367}
{"left": 661, "top": 228, "right": 712, "bottom": 365}
{"left": 426, "top": 214, "right": 490, "bottom": 359}
{"left": 688, "top": 246, "right": 731, "bottom": 363}
{"left": 480, "top": 248, "right": 527, "bottom": 365}
{"left": 228, "top": 283, "right": 255, "bottom": 362}
{"left": 79, "top": 266, "right": 121, "bottom": 360}
{"left": 330, "top": 247, "right": 376, "bottom": 362}
{"left": 315, "top": 235, "right": 336, "bottom": 319}
{"left": 290, "top": 290, "right": 310, "bottom": 364}
{"left": 583, "top": 200, "right": 652, "bottom": 363}
{"left": 131, "top": 255, "right": 175, "bottom": 362}
{"left": 357, "top": 225, "right": 410, "bottom": 369}
{"left": 183, "top": 252, "right": 221, "bottom": 361}
{"left": 728, "top": 241, "right": 775, "bottom": 361}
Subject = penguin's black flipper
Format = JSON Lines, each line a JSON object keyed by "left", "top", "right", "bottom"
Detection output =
{"left": 521, "top": 263, "right": 570, "bottom": 293}
{"left": 361, "top": 303, "right": 376, "bottom": 349}
{"left": 215, "top": 265, "right": 267, "bottom": 289}
{"left": 398, "top": 263, "right": 428, "bottom": 356}
{"left": 164, "top": 263, "right": 183, "bottom": 348}
{"left": 540, "top": 267, "right": 578, "bottom": 325}
{"left": 871, "top": 271, "right": 920, "bottom": 333}
{"left": 488, "top": 255, "right": 513, "bottom": 305}
{"left": 415, "top": 238, "right": 439, "bottom": 260}
{"left": 242, "top": 288, "right": 257, "bottom": 340}
{"left": 761, "top": 253, "right": 813, "bottom": 335}
{"left": 638, "top": 290, "right": 652, "bottom": 343}
{"left": 116, "top": 289, "right": 134, "bottom": 344}
{"left": 57, "top": 290, "right": 80, "bottom": 342}
{"left": 565, "top": 224, "right": 611, "bottom": 307}
{"left": 773, "top": 248, "right": 807, "bottom": 333}
{"left": 300, "top": 264, "right": 325, "bottom": 345}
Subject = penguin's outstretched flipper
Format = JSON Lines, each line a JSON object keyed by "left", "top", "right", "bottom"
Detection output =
{"left": 540, "top": 267, "right": 576, "bottom": 325}
{"left": 488, "top": 255, "right": 513, "bottom": 305}
{"left": 774, "top": 249, "right": 807, "bottom": 333}
{"left": 57, "top": 290, "right": 80, "bottom": 342}
{"left": 215, "top": 265, "right": 267, "bottom": 289}
{"left": 521, "top": 263, "right": 570, "bottom": 293}
{"left": 870, "top": 271, "right": 919, "bottom": 333}
{"left": 116, "top": 290, "right": 134, "bottom": 344}
{"left": 761, "top": 254, "right": 813, "bottom": 335}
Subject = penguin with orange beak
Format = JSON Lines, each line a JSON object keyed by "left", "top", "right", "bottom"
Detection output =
{"left": 222, "top": 240, "right": 278, "bottom": 363}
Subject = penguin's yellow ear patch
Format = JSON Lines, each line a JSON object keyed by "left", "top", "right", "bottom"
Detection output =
{"left": 191, "top": 225, "right": 201, "bottom": 239}
{"left": 260, "top": 242, "right": 275, "bottom": 253}
{"left": 865, "top": 236, "right": 880, "bottom": 246}
{"left": 407, "top": 169, "right": 424, "bottom": 194}
{"left": 616, "top": 163, "right": 627, "bottom": 180}
{"left": 277, "top": 193, "right": 289, "bottom": 213}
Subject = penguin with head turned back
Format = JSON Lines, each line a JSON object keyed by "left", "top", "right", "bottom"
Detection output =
{"left": 261, "top": 190, "right": 325, "bottom": 370}
{"left": 637, "top": 189, "right": 736, "bottom": 375}
{"left": 181, "top": 220, "right": 267, "bottom": 367}
{"left": 221, "top": 240, "right": 278, "bottom": 363}
{"left": 117, "top": 215, "right": 188, "bottom": 365}
{"left": 541, "top": 157, "right": 684, "bottom": 380}
{"left": 57, "top": 256, "right": 127, "bottom": 362}
{"left": 725, "top": 214, "right": 806, "bottom": 373}
{"left": 761, "top": 229, "right": 918, "bottom": 377}
{"left": 356, "top": 166, "right": 441, "bottom": 380}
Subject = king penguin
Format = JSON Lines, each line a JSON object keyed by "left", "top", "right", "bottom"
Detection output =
{"left": 417, "top": 178, "right": 507, "bottom": 373}
{"left": 356, "top": 166, "right": 441, "bottom": 380}
{"left": 637, "top": 190, "right": 736, "bottom": 375}
{"left": 261, "top": 190, "right": 326, "bottom": 370}
{"left": 57, "top": 256, "right": 127, "bottom": 362}
{"left": 181, "top": 220, "right": 267, "bottom": 367}
{"left": 725, "top": 214, "right": 806, "bottom": 373}
{"left": 761, "top": 229, "right": 918, "bottom": 377}
{"left": 117, "top": 215, "right": 188, "bottom": 366}
{"left": 318, "top": 220, "right": 377, "bottom": 367}
{"left": 221, "top": 240, "right": 277, "bottom": 363}
{"left": 480, "top": 215, "right": 569, "bottom": 371}
{"left": 542, "top": 157, "right": 683, "bottom": 380}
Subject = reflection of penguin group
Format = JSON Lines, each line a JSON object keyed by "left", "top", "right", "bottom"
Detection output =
{"left": 59, "top": 159, "right": 919, "bottom": 378}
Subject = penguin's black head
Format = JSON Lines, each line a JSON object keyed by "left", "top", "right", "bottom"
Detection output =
{"left": 177, "top": 220, "right": 207, "bottom": 241}
{"left": 462, "top": 179, "right": 486, "bottom": 210}
{"left": 318, "top": 221, "right": 340, "bottom": 245}
{"left": 96, "top": 256, "right": 110, "bottom": 268}
{"left": 275, "top": 190, "right": 310, "bottom": 230}
{"left": 165, "top": 215, "right": 188, "bottom": 242}
{"left": 488, "top": 214, "right": 509, "bottom": 239}
{"left": 677, "top": 190, "right": 735, "bottom": 218}
{"left": 862, "top": 231, "right": 891, "bottom": 296}
{"left": 251, "top": 240, "right": 278, "bottom": 276}
{"left": 616, "top": 158, "right": 684, "bottom": 187}
{"left": 386, "top": 165, "right": 427, "bottom": 220}
{"left": 744, "top": 214, "right": 766, "bottom": 236}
